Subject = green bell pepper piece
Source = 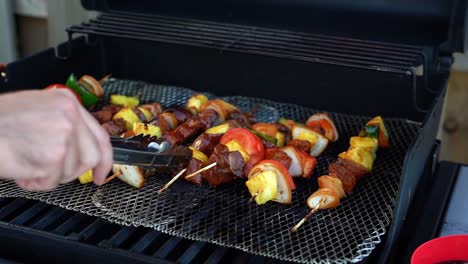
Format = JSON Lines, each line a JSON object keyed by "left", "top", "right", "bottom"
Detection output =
{"left": 66, "top": 74, "right": 99, "bottom": 108}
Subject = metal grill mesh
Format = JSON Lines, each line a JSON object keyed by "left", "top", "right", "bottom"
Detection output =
{"left": 0, "top": 79, "right": 420, "bottom": 263}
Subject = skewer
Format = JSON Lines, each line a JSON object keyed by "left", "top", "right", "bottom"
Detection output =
{"left": 184, "top": 162, "right": 217, "bottom": 179}
{"left": 158, "top": 168, "right": 187, "bottom": 194}
{"left": 290, "top": 197, "right": 326, "bottom": 233}
{"left": 103, "top": 171, "right": 122, "bottom": 185}
{"left": 158, "top": 162, "right": 217, "bottom": 194}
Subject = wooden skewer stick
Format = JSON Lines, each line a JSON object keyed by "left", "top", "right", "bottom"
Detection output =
{"left": 99, "top": 74, "right": 112, "bottom": 84}
{"left": 103, "top": 171, "right": 122, "bottom": 185}
{"left": 184, "top": 162, "right": 217, "bottom": 179}
{"left": 158, "top": 168, "right": 187, "bottom": 194}
{"left": 290, "top": 197, "right": 327, "bottom": 233}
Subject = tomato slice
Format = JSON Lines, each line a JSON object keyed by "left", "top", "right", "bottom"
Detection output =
{"left": 45, "top": 84, "right": 83, "bottom": 104}
{"left": 220, "top": 128, "right": 265, "bottom": 176}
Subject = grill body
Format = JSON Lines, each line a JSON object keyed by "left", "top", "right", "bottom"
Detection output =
{"left": 0, "top": 1, "right": 465, "bottom": 263}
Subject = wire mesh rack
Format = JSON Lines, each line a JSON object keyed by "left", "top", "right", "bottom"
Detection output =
{"left": 0, "top": 79, "right": 420, "bottom": 263}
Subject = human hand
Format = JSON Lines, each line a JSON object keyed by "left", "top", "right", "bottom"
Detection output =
{"left": 0, "top": 89, "right": 112, "bottom": 191}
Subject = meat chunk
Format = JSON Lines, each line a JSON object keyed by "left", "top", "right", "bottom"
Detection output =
{"left": 92, "top": 110, "right": 113, "bottom": 124}
{"left": 92, "top": 105, "right": 123, "bottom": 124}
{"left": 287, "top": 139, "right": 312, "bottom": 154}
{"left": 102, "top": 118, "right": 126, "bottom": 136}
{"left": 328, "top": 158, "right": 367, "bottom": 193}
{"left": 198, "top": 109, "right": 219, "bottom": 128}
{"left": 203, "top": 144, "right": 243, "bottom": 186}
{"left": 265, "top": 148, "right": 292, "bottom": 169}
{"left": 184, "top": 158, "right": 204, "bottom": 185}
{"left": 141, "top": 103, "right": 163, "bottom": 117}
{"left": 191, "top": 133, "right": 224, "bottom": 156}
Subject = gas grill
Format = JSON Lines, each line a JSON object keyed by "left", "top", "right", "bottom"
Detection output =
{"left": 0, "top": 0, "right": 466, "bottom": 263}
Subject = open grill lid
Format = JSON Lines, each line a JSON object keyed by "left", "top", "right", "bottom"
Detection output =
{"left": 81, "top": 0, "right": 466, "bottom": 53}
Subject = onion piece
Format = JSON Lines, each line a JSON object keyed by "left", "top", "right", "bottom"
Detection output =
{"left": 292, "top": 125, "right": 329, "bottom": 157}
{"left": 160, "top": 112, "right": 178, "bottom": 130}
{"left": 306, "top": 113, "right": 339, "bottom": 142}
{"left": 280, "top": 146, "right": 303, "bottom": 177}
{"left": 112, "top": 164, "right": 145, "bottom": 188}
{"left": 307, "top": 188, "right": 340, "bottom": 209}
{"left": 79, "top": 75, "right": 104, "bottom": 97}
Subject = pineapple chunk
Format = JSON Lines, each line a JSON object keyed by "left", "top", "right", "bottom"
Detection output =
{"left": 205, "top": 123, "right": 230, "bottom": 134}
{"left": 349, "top": 137, "right": 378, "bottom": 152}
{"left": 110, "top": 94, "right": 140, "bottom": 107}
{"left": 113, "top": 107, "right": 141, "bottom": 130}
{"left": 292, "top": 126, "right": 319, "bottom": 145}
{"left": 138, "top": 107, "right": 152, "bottom": 121}
{"left": 275, "top": 132, "right": 285, "bottom": 147}
{"left": 245, "top": 171, "right": 278, "bottom": 205}
{"left": 133, "top": 123, "right": 162, "bottom": 138}
{"left": 224, "top": 140, "right": 250, "bottom": 162}
{"left": 189, "top": 146, "right": 209, "bottom": 164}
{"left": 78, "top": 170, "right": 93, "bottom": 184}
{"left": 186, "top": 94, "right": 208, "bottom": 115}
{"left": 339, "top": 147, "right": 376, "bottom": 172}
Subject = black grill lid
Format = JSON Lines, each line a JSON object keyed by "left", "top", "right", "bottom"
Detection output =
{"left": 81, "top": 0, "right": 465, "bottom": 52}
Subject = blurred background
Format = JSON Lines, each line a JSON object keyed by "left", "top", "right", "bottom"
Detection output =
{"left": 0, "top": 0, "right": 467, "bottom": 164}
{"left": 0, "top": 0, "right": 96, "bottom": 61}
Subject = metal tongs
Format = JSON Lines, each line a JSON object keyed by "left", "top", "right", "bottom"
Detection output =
{"left": 111, "top": 135, "right": 191, "bottom": 170}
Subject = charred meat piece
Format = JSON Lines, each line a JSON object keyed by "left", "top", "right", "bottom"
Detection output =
{"left": 92, "top": 110, "right": 113, "bottom": 124}
{"left": 102, "top": 118, "right": 126, "bottom": 136}
{"left": 260, "top": 137, "right": 278, "bottom": 149}
{"left": 198, "top": 109, "right": 219, "bottom": 128}
{"left": 92, "top": 105, "right": 123, "bottom": 124}
{"left": 265, "top": 148, "right": 292, "bottom": 169}
{"left": 191, "top": 133, "right": 224, "bottom": 156}
{"left": 203, "top": 144, "right": 242, "bottom": 186}
{"left": 184, "top": 158, "right": 205, "bottom": 185}
{"left": 287, "top": 139, "right": 312, "bottom": 154}
{"left": 164, "top": 109, "right": 218, "bottom": 145}
{"left": 165, "top": 108, "right": 192, "bottom": 124}
{"left": 276, "top": 123, "right": 292, "bottom": 144}
{"left": 328, "top": 158, "right": 369, "bottom": 193}
{"left": 132, "top": 107, "right": 148, "bottom": 122}
{"left": 229, "top": 110, "right": 253, "bottom": 128}
{"left": 141, "top": 102, "right": 163, "bottom": 117}
{"left": 228, "top": 150, "right": 245, "bottom": 178}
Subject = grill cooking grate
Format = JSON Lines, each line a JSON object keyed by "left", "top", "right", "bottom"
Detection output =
{"left": 0, "top": 79, "right": 420, "bottom": 263}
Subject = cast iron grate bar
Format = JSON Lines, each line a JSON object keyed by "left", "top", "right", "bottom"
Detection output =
{"left": 153, "top": 237, "right": 184, "bottom": 259}
{"left": 54, "top": 213, "right": 89, "bottom": 236}
{"left": 130, "top": 230, "right": 164, "bottom": 253}
{"left": 205, "top": 247, "right": 229, "bottom": 264}
{"left": 177, "top": 241, "right": 206, "bottom": 264}
{"left": 99, "top": 226, "right": 138, "bottom": 248}
{"left": 0, "top": 199, "right": 30, "bottom": 221}
{"left": 9, "top": 202, "right": 49, "bottom": 226}
{"left": 68, "top": 218, "right": 107, "bottom": 241}
{"left": 30, "top": 206, "right": 68, "bottom": 230}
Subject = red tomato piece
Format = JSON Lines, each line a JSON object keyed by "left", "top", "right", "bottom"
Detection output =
{"left": 220, "top": 128, "right": 265, "bottom": 176}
